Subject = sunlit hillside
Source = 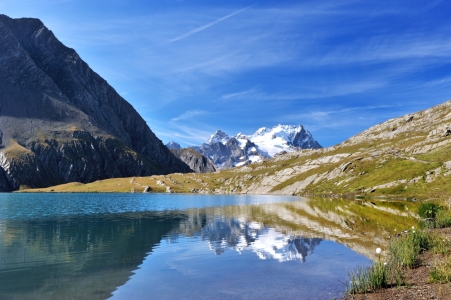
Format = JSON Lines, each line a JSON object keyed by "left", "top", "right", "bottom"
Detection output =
{"left": 25, "top": 100, "right": 451, "bottom": 201}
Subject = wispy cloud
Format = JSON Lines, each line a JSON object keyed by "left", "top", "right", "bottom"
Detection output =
{"left": 221, "top": 80, "right": 386, "bottom": 103}
{"left": 318, "top": 31, "right": 451, "bottom": 67}
{"left": 148, "top": 119, "right": 215, "bottom": 146}
{"left": 221, "top": 89, "right": 255, "bottom": 100}
{"left": 170, "top": 110, "right": 209, "bottom": 123}
{"left": 167, "top": 5, "right": 255, "bottom": 43}
{"left": 422, "top": 76, "right": 451, "bottom": 87}
{"left": 4, "top": 0, "right": 447, "bottom": 147}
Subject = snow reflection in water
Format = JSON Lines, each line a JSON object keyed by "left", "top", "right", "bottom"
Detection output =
{"left": 0, "top": 193, "right": 418, "bottom": 300}
{"left": 199, "top": 218, "right": 321, "bottom": 262}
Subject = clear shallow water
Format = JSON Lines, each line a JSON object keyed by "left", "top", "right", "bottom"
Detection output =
{"left": 0, "top": 193, "right": 379, "bottom": 299}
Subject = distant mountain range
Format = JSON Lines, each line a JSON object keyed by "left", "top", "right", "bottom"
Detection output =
{"left": 168, "top": 124, "right": 321, "bottom": 169}
{"left": 0, "top": 15, "right": 191, "bottom": 191}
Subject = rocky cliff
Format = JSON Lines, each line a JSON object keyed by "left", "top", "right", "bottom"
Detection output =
{"left": 169, "top": 148, "right": 217, "bottom": 173}
{"left": 192, "top": 135, "right": 266, "bottom": 169}
{"left": 0, "top": 15, "right": 190, "bottom": 191}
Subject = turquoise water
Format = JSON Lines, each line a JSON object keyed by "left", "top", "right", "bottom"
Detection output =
{"left": 0, "top": 193, "right": 371, "bottom": 299}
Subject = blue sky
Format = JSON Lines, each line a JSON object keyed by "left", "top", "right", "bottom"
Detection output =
{"left": 1, "top": 0, "right": 450, "bottom": 147}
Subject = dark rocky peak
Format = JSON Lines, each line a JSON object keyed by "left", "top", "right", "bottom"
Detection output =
{"left": 291, "top": 126, "right": 322, "bottom": 149}
{"left": 166, "top": 141, "right": 181, "bottom": 149}
{"left": 0, "top": 15, "right": 191, "bottom": 191}
{"left": 169, "top": 148, "right": 217, "bottom": 173}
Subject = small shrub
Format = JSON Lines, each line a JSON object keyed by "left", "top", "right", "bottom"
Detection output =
{"left": 418, "top": 202, "right": 442, "bottom": 219}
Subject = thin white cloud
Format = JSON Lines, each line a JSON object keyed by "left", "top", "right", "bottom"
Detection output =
{"left": 170, "top": 110, "right": 209, "bottom": 123}
{"left": 221, "top": 89, "right": 255, "bottom": 100}
{"left": 167, "top": 5, "right": 255, "bottom": 43}
{"left": 233, "top": 81, "right": 386, "bottom": 102}
{"left": 422, "top": 76, "right": 451, "bottom": 87}
{"left": 319, "top": 34, "right": 451, "bottom": 66}
{"left": 276, "top": 103, "right": 406, "bottom": 128}
{"left": 148, "top": 119, "right": 215, "bottom": 146}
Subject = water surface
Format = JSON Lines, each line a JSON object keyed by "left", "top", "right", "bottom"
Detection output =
{"left": 0, "top": 193, "right": 417, "bottom": 299}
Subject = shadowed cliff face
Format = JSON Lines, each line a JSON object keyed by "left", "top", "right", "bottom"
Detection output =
{"left": 0, "top": 15, "right": 191, "bottom": 191}
{"left": 169, "top": 148, "right": 218, "bottom": 173}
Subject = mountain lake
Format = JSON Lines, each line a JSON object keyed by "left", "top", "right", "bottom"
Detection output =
{"left": 0, "top": 193, "right": 419, "bottom": 299}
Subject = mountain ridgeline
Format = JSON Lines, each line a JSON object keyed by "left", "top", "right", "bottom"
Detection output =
{"left": 37, "top": 100, "right": 451, "bottom": 200}
{"left": 190, "top": 125, "right": 322, "bottom": 169}
{"left": 0, "top": 15, "right": 191, "bottom": 191}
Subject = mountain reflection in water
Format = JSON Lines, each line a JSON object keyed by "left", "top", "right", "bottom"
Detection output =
{"left": 0, "top": 193, "right": 418, "bottom": 299}
{"left": 196, "top": 217, "right": 321, "bottom": 262}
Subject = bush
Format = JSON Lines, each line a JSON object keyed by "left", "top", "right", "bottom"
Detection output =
{"left": 418, "top": 202, "right": 442, "bottom": 219}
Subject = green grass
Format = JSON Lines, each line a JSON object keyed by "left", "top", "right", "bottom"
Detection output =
{"left": 430, "top": 256, "right": 451, "bottom": 283}
{"left": 347, "top": 261, "right": 404, "bottom": 294}
{"left": 347, "top": 226, "right": 451, "bottom": 295}
{"left": 388, "top": 230, "right": 431, "bottom": 268}
{"left": 436, "top": 209, "right": 451, "bottom": 228}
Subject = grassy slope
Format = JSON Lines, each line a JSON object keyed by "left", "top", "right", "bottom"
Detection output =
{"left": 22, "top": 100, "right": 451, "bottom": 199}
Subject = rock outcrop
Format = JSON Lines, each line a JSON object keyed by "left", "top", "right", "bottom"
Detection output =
{"left": 0, "top": 15, "right": 191, "bottom": 191}
{"left": 169, "top": 148, "right": 217, "bottom": 173}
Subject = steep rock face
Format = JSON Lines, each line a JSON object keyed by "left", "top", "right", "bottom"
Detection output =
{"left": 192, "top": 137, "right": 266, "bottom": 169}
{"left": 0, "top": 15, "right": 190, "bottom": 191}
{"left": 166, "top": 141, "right": 181, "bottom": 150}
{"left": 169, "top": 148, "right": 217, "bottom": 173}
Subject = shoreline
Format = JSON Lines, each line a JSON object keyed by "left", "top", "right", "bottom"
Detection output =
{"left": 344, "top": 227, "right": 451, "bottom": 300}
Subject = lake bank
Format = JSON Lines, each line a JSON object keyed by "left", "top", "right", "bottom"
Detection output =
{"left": 343, "top": 227, "right": 451, "bottom": 300}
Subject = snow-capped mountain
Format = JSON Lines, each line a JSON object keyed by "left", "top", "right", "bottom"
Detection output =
{"left": 193, "top": 124, "right": 321, "bottom": 169}
{"left": 237, "top": 124, "right": 321, "bottom": 157}
{"left": 207, "top": 130, "right": 230, "bottom": 145}
{"left": 198, "top": 217, "right": 321, "bottom": 262}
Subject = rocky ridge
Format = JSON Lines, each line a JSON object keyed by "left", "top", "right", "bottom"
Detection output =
{"left": 37, "top": 100, "right": 451, "bottom": 200}
{"left": 192, "top": 124, "right": 321, "bottom": 169}
{"left": 0, "top": 15, "right": 190, "bottom": 191}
